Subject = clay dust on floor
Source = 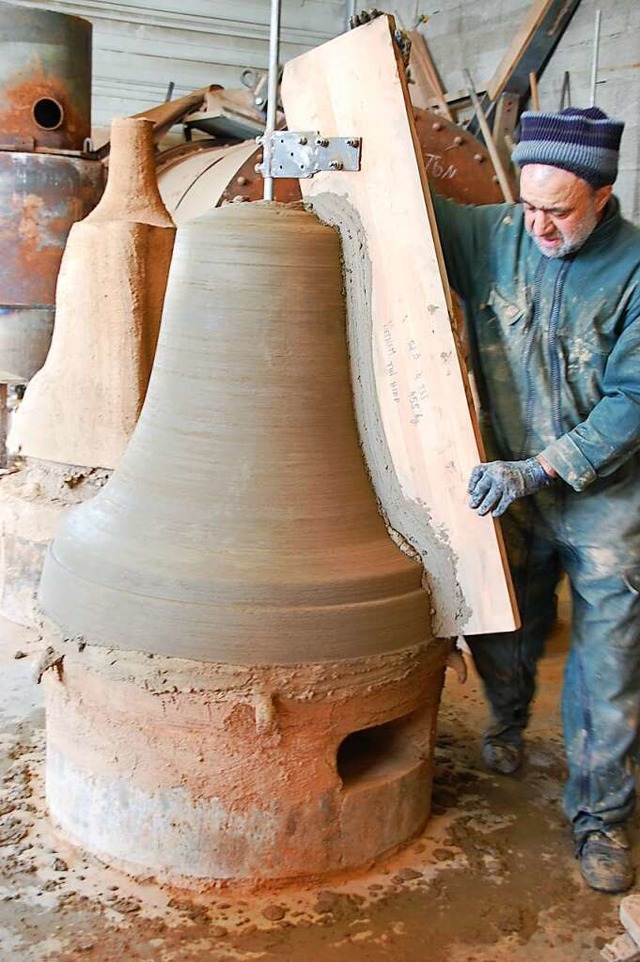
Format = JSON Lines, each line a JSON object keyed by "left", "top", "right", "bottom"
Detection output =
{"left": 0, "top": 598, "right": 631, "bottom": 962}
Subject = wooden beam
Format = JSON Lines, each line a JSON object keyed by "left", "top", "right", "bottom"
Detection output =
{"left": 133, "top": 87, "right": 214, "bottom": 139}
{"left": 492, "top": 91, "right": 520, "bottom": 173}
{"left": 408, "top": 31, "right": 453, "bottom": 120}
{"left": 281, "top": 16, "right": 518, "bottom": 637}
{"left": 487, "top": 0, "right": 554, "bottom": 102}
{"left": 529, "top": 70, "right": 540, "bottom": 110}
{"left": 464, "top": 70, "right": 515, "bottom": 203}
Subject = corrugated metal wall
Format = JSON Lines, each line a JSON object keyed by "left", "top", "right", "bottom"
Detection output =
{"left": 10, "top": 0, "right": 348, "bottom": 128}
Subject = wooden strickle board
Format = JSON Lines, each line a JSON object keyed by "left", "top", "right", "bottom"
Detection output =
{"left": 281, "top": 16, "right": 518, "bottom": 636}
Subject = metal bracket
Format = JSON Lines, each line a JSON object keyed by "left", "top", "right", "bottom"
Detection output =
{"left": 258, "top": 131, "right": 361, "bottom": 178}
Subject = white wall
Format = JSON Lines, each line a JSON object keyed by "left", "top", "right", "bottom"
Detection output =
{"left": 536, "top": 0, "right": 639, "bottom": 223}
{"left": 390, "top": 0, "right": 640, "bottom": 222}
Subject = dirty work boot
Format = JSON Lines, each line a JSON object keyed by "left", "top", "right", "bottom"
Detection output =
{"left": 481, "top": 732, "right": 524, "bottom": 775}
{"left": 576, "top": 827, "right": 634, "bottom": 894}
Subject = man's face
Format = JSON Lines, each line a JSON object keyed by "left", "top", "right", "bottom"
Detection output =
{"left": 520, "top": 164, "right": 611, "bottom": 258}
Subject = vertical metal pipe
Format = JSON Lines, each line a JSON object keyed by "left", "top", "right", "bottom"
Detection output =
{"left": 590, "top": 9, "right": 602, "bottom": 107}
{"left": 263, "top": 0, "right": 281, "bottom": 201}
{"left": 0, "top": 384, "right": 7, "bottom": 468}
{"left": 528, "top": 71, "right": 540, "bottom": 111}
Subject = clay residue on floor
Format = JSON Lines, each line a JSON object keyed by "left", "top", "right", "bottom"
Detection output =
{"left": 0, "top": 593, "right": 630, "bottom": 961}
{"left": 307, "top": 193, "right": 470, "bottom": 636}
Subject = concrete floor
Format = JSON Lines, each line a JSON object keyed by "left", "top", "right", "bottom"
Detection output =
{"left": 0, "top": 595, "right": 633, "bottom": 962}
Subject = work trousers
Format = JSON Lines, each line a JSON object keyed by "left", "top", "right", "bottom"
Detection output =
{"left": 467, "top": 468, "right": 640, "bottom": 837}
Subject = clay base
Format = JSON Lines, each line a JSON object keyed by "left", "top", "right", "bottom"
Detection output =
{"left": 43, "top": 634, "right": 450, "bottom": 885}
{"left": 0, "top": 460, "right": 109, "bottom": 627}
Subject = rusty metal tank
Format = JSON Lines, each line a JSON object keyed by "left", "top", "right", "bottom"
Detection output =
{"left": 0, "top": 2, "right": 103, "bottom": 383}
{"left": 0, "top": 3, "right": 91, "bottom": 151}
{"left": 0, "top": 151, "right": 105, "bottom": 382}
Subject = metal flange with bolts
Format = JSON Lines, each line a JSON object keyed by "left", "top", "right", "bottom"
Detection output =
{"left": 255, "top": 131, "right": 361, "bottom": 178}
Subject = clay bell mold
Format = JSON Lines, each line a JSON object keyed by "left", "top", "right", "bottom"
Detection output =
{"left": 39, "top": 203, "right": 433, "bottom": 665}
{"left": 39, "top": 202, "right": 447, "bottom": 883}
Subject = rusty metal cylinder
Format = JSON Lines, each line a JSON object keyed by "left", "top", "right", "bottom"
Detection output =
{"left": 39, "top": 202, "right": 432, "bottom": 665}
{"left": 0, "top": 151, "right": 104, "bottom": 382}
{"left": 0, "top": 2, "right": 92, "bottom": 151}
{"left": 0, "top": 4, "right": 102, "bottom": 382}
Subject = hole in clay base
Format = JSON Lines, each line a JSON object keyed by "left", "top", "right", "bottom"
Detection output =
{"left": 337, "top": 713, "right": 422, "bottom": 788}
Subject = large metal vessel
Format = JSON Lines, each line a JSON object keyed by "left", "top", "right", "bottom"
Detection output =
{"left": 0, "top": 3, "right": 91, "bottom": 151}
{"left": 0, "top": 2, "right": 103, "bottom": 383}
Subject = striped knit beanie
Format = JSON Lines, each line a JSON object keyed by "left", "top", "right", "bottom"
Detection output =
{"left": 512, "top": 107, "right": 624, "bottom": 188}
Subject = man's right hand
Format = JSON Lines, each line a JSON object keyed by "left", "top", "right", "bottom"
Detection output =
{"left": 468, "top": 457, "right": 554, "bottom": 517}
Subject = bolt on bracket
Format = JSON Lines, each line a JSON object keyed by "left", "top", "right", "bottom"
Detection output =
{"left": 256, "top": 131, "right": 361, "bottom": 178}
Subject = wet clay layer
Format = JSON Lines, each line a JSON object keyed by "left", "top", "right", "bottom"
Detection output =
{"left": 10, "top": 118, "right": 175, "bottom": 470}
{"left": 38, "top": 202, "right": 434, "bottom": 664}
{"left": 308, "top": 193, "right": 469, "bottom": 634}
{"left": 281, "top": 18, "right": 517, "bottom": 638}
{"left": 43, "top": 631, "right": 450, "bottom": 884}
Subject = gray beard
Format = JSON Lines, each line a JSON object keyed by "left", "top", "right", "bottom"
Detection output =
{"left": 527, "top": 207, "right": 598, "bottom": 259}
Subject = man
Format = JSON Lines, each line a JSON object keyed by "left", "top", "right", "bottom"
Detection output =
{"left": 431, "top": 107, "right": 640, "bottom": 894}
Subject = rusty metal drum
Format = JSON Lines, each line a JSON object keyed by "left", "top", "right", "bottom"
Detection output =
{"left": 0, "top": 2, "right": 92, "bottom": 151}
{"left": 0, "top": 3, "right": 101, "bottom": 382}
{"left": 0, "top": 151, "right": 104, "bottom": 382}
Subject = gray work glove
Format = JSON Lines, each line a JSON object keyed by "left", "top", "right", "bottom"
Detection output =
{"left": 468, "top": 457, "right": 554, "bottom": 518}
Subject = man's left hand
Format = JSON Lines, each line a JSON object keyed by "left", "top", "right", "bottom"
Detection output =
{"left": 468, "top": 457, "right": 554, "bottom": 517}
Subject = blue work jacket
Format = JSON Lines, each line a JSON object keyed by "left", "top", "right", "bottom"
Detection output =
{"left": 431, "top": 194, "right": 640, "bottom": 493}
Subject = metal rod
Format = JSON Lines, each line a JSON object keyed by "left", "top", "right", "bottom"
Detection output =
{"left": 560, "top": 70, "right": 572, "bottom": 110}
{"left": 263, "top": 0, "right": 281, "bottom": 201}
{"left": 529, "top": 71, "right": 540, "bottom": 111}
{"left": 0, "top": 384, "right": 8, "bottom": 469}
{"left": 590, "top": 9, "right": 602, "bottom": 107}
{"left": 346, "top": 0, "right": 356, "bottom": 29}
{"left": 463, "top": 69, "right": 515, "bottom": 204}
